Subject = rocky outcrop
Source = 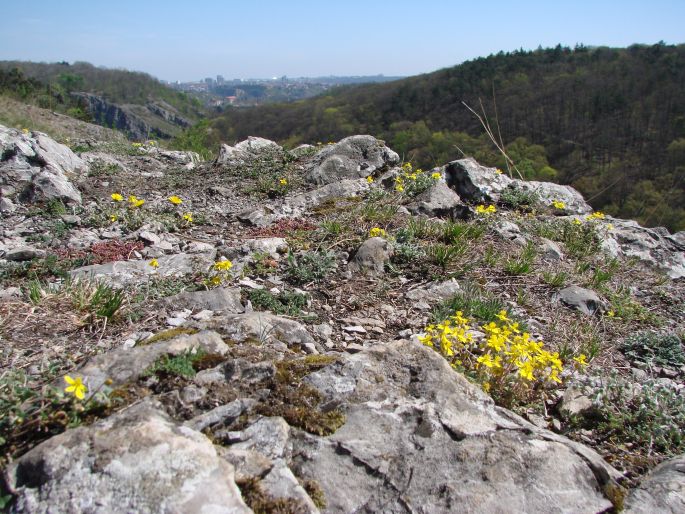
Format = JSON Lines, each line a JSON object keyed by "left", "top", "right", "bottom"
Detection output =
{"left": 305, "top": 135, "right": 399, "bottom": 185}
{"left": 0, "top": 124, "right": 86, "bottom": 204}
{"left": 553, "top": 285, "right": 606, "bottom": 316}
{"left": 624, "top": 453, "right": 685, "bottom": 513}
{"left": 5, "top": 399, "right": 251, "bottom": 514}
{"left": 216, "top": 137, "right": 282, "bottom": 165}
{"left": 72, "top": 93, "right": 190, "bottom": 140}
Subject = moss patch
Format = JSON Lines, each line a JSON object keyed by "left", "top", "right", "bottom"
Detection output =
{"left": 141, "top": 327, "right": 199, "bottom": 345}
{"left": 236, "top": 476, "right": 308, "bottom": 514}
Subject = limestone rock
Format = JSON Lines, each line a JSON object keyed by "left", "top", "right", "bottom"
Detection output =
{"left": 624, "top": 453, "right": 685, "bottom": 513}
{"left": 444, "top": 158, "right": 513, "bottom": 203}
{"left": 292, "top": 340, "right": 620, "bottom": 513}
{"left": 0, "top": 124, "right": 86, "bottom": 205}
{"left": 553, "top": 285, "right": 605, "bottom": 316}
{"left": 510, "top": 180, "right": 592, "bottom": 215}
{"left": 4, "top": 399, "right": 251, "bottom": 514}
{"left": 406, "top": 180, "right": 468, "bottom": 218}
{"left": 3, "top": 246, "right": 46, "bottom": 262}
{"left": 305, "top": 135, "right": 399, "bottom": 185}
{"left": 216, "top": 136, "right": 282, "bottom": 165}
{"left": 283, "top": 178, "right": 369, "bottom": 215}
{"left": 348, "top": 237, "right": 393, "bottom": 275}
{"left": 159, "top": 287, "right": 244, "bottom": 313}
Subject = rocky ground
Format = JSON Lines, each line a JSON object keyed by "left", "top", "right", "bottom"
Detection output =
{"left": 0, "top": 123, "right": 684, "bottom": 513}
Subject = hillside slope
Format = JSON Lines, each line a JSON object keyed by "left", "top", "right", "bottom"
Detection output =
{"left": 0, "top": 61, "right": 205, "bottom": 140}
{"left": 205, "top": 43, "right": 685, "bottom": 231}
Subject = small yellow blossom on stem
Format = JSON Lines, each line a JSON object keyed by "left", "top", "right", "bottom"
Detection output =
{"left": 573, "top": 354, "right": 588, "bottom": 368}
{"left": 495, "top": 168, "right": 503, "bottom": 175}
{"left": 606, "top": 223, "right": 614, "bottom": 231}
{"left": 64, "top": 375, "right": 87, "bottom": 400}
{"left": 431, "top": 172, "right": 442, "bottom": 180}
{"left": 366, "top": 176, "right": 374, "bottom": 184}
{"left": 572, "top": 218, "right": 582, "bottom": 226}
{"left": 132, "top": 142, "right": 142, "bottom": 148}
{"left": 149, "top": 258, "right": 159, "bottom": 268}
{"left": 475, "top": 204, "right": 497, "bottom": 214}
{"left": 111, "top": 193, "right": 123, "bottom": 202}
{"left": 168, "top": 195, "right": 183, "bottom": 205}
{"left": 22, "top": 128, "right": 29, "bottom": 134}
{"left": 109, "top": 214, "right": 118, "bottom": 223}
{"left": 279, "top": 178, "right": 288, "bottom": 186}
{"left": 586, "top": 211, "right": 606, "bottom": 221}
{"left": 182, "top": 212, "right": 193, "bottom": 223}
{"left": 552, "top": 200, "right": 566, "bottom": 210}
{"left": 214, "top": 260, "right": 233, "bottom": 271}
{"left": 606, "top": 310, "right": 615, "bottom": 318}
{"left": 128, "top": 195, "right": 145, "bottom": 208}
{"left": 369, "top": 227, "right": 387, "bottom": 238}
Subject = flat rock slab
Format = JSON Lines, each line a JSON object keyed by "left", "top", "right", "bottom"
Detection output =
{"left": 4, "top": 399, "right": 251, "bottom": 514}
{"left": 553, "top": 285, "right": 605, "bottom": 316}
{"left": 624, "top": 453, "right": 685, "bottom": 513}
{"left": 159, "top": 287, "right": 244, "bottom": 313}
{"left": 292, "top": 340, "right": 621, "bottom": 513}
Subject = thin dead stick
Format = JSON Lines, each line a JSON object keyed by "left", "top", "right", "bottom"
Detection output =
{"left": 462, "top": 100, "right": 524, "bottom": 180}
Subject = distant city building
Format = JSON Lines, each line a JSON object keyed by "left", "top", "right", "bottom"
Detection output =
{"left": 217, "top": 75, "right": 224, "bottom": 84}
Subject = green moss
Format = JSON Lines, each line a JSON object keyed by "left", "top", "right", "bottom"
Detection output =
{"left": 236, "top": 476, "right": 307, "bottom": 514}
{"left": 141, "top": 327, "right": 199, "bottom": 345}
{"left": 142, "top": 350, "right": 207, "bottom": 378}
{"left": 302, "top": 479, "right": 327, "bottom": 509}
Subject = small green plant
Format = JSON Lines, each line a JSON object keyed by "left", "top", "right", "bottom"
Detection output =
{"left": 46, "top": 199, "right": 67, "bottom": 216}
{"left": 319, "top": 219, "right": 344, "bottom": 238}
{"left": 499, "top": 186, "right": 540, "bottom": 210}
{"left": 394, "top": 163, "right": 439, "bottom": 197}
{"left": 285, "top": 250, "right": 335, "bottom": 284}
{"left": 441, "top": 220, "right": 486, "bottom": 245}
{"left": 142, "top": 350, "right": 207, "bottom": 378}
{"left": 359, "top": 201, "right": 399, "bottom": 224}
{"left": 503, "top": 242, "right": 537, "bottom": 275}
{"left": 621, "top": 331, "right": 685, "bottom": 369}
{"left": 249, "top": 288, "right": 309, "bottom": 317}
{"left": 88, "top": 161, "right": 121, "bottom": 177}
{"left": 27, "top": 279, "right": 43, "bottom": 304}
{"left": 426, "top": 243, "right": 465, "bottom": 269}
{"left": 432, "top": 283, "right": 506, "bottom": 324}
{"left": 542, "top": 270, "right": 569, "bottom": 287}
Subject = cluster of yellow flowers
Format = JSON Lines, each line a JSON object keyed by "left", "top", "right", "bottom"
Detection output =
{"left": 369, "top": 227, "right": 387, "bottom": 238}
{"left": 366, "top": 176, "right": 374, "bottom": 184}
{"left": 586, "top": 211, "right": 605, "bottom": 221}
{"left": 149, "top": 258, "right": 159, "bottom": 269}
{"left": 168, "top": 195, "right": 183, "bottom": 205}
{"left": 475, "top": 204, "right": 497, "bottom": 215}
{"left": 552, "top": 200, "right": 566, "bottom": 210}
{"left": 110, "top": 192, "right": 144, "bottom": 208}
{"left": 419, "top": 310, "right": 578, "bottom": 396}
{"left": 394, "top": 163, "right": 439, "bottom": 195}
{"left": 205, "top": 259, "right": 233, "bottom": 287}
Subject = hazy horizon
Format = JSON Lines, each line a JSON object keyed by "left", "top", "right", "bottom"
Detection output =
{"left": 1, "top": 0, "right": 684, "bottom": 82}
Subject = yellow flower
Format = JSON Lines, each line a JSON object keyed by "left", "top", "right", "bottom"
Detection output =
{"left": 109, "top": 214, "right": 118, "bottom": 223}
{"left": 149, "top": 258, "right": 159, "bottom": 268}
{"left": 132, "top": 142, "right": 142, "bottom": 148}
{"left": 572, "top": 218, "right": 582, "bottom": 225}
{"left": 64, "top": 375, "right": 87, "bottom": 400}
{"left": 366, "top": 176, "right": 374, "bottom": 183}
{"left": 586, "top": 211, "right": 606, "bottom": 221}
{"left": 573, "top": 354, "right": 588, "bottom": 367}
{"left": 477, "top": 353, "right": 496, "bottom": 368}
{"left": 22, "top": 128, "right": 29, "bottom": 134}
{"left": 279, "top": 178, "right": 288, "bottom": 186}
{"left": 111, "top": 193, "right": 124, "bottom": 202}
{"left": 128, "top": 195, "right": 145, "bottom": 208}
{"left": 182, "top": 212, "right": 193, "bottom": 223}
{"left": 607, "top": 310, "right": 615, "bottom": 318}
{"left": 476, "top": 204, "right": 496, "bottom": 214}
{"left": 495, "top": 168, "right": 503, "bottom": 175}
{"left": 214, "top": 260, "right": 233, "bottom": 271}
{"left": 209, "top": 275, "right": 222, "bottom": 286}
{"left": 496, "top": 310, "right": 509, "bottom": 322}
{"left": 369, "top": 227, "right": 387, "bottom": 238}
{"left": 552, "top": 200, "right": 566, "bottom": 210}
{"left": 431, "top": 172, "right": 442, "bottom": 180}
{"left": 168, "top": 195, "right": 183, "bottom": 205}
{"left": 607, "top": 223, "right": 614, "bottom": 231}
{"left": 396, "top": 185, "right": 405, "bottom": 193}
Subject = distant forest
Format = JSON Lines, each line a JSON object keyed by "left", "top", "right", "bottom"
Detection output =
{"left": 200, "top": 43, "right": 685, "bottom": 231}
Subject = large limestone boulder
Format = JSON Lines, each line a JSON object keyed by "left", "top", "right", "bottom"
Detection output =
{"left": 0, "top": 124, "right": 87, "bottom": 204}
{"left": 215, "top": 136, "right": 282, "bottom": 165}
{"left": 624, "top": 454, "right": 685, "bottom": 513}
{"left": 290, "top": 340, "right": 622, "bottom": 513}
{"left": 443, "top": 158, "right": 513, "bottom": 203}
{"left": 4, "top": 400, "right": 251, "bottom": 514}
{"left": 406, "top": 180, "right": 468, "bottom": 218}
{"left": 305, "top": 135, "right": 399, "bottom": 185}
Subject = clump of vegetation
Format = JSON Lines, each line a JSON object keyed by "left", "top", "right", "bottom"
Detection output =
{"left": 236, "top": 476, "right": 309, "bottom": 514}
{"left": 503, "top": 242, "right": 537, "bottom": 275}
{"left": 142, "top": 349, "right": 208, "bottom": 379}
{"left": 419, "top": 309, "right": 574, "bottom": 407}
{"left": 284, "top": 250, "right": 335, "bottom": 284}
{"left": 248, "top": 288, "right": 309, "bottom": 317}
{"left": 432, "top": 283, "right": 506, "bottom": 324}
{"left": 394, "top": 163, "right": 440, "bottom": 196}
{"left": 499, "top": 186, "right": 540, "bottom": 210}
{"left": 620, "top": 331, "right": 685, "bottom": 369}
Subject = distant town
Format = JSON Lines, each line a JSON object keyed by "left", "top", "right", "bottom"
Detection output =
{"left": 162, "top": 74, "right": 404, "bottom": 108}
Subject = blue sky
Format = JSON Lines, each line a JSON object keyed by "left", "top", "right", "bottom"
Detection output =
{"left": 1, "top": 0, "right": 683, "bottom": 81}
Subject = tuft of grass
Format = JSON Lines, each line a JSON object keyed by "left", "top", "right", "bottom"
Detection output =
{"left": 542, "top": 270, "right": 569, "bottom": 288}
{"left": 426, "top": 243, "right": 466, "bottom": 269}
{"left": 248, "top": 288, "right": 309, "bottom": 317}
{"left": 142, "top": 350, "right": 207, "bottom": 378}
{"left": 284, "top": 250, "right": 335, "bottom": 285}
{"left": 503, "top": 242, "right": 537, "bottom": 275}
{"left": 432, "top": 282, "right": 507, "bottom": 324}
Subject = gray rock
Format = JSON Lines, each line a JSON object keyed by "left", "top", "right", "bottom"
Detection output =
{"left": 305, "top": 135, "right": 399, "bottom": 185}
{"left": 200, "top": 312, "right": 319, "bottom": 352}
{"left": 242, "top": 237, "right": 288, "bottom": 259}
{"left": 4, "top": 399, "right": 251, "bottom": 514}
{"left": 405, "top": 279, "right": 461, "bottom": 308}
{"left": 224, "top": 359, "right": 277, "bottom": 384}
{"left": 558, "top": 386, "right": 595, "bottom": 419}
{"left": 236, "top": 206, "right": 275, "bottom": 227}
{"left": 291, "top": 340, "right": 620, "bottom": 513}
{"left": 216, "top": 136, "right": 282, "bottom": 165}
{"left": 70, "top": 250, "right": 216, "bottom": 286}
{"left": 510, "top": 180, "right": 592, "bottom": 215}
{"left": 185, "top": 398, "right": 257, "bottom": 432}
{"left": 158, "top": 149, "right": 202, "bottom": 170}
{"left": 443, "top": 158, "right": 513, "bottom": 203}
{"left": 554, "top": 285, "right": 605, "bottom": 316}
{"left": 493, "top": 220, "right": 527, "bottom": 246}
{"left": 0, "top": 125, "right": 86, "bottom": 205}
{"left": 4, "top": 246, "right": 46, "bottom": 262}
{"left": 0, "top": 197, "right": 16, "bottom": 213}
{"left": 604, "top": 219, "right": 685, "bottom": 279}
{"left": 406, "top": 181, "right": 467, "bottom": 218}
{"left": 59, "top": 214, "right": 80, "bottom": 225}
{"left": 159, "top": 287, "right": 244, "bottom": 313}
{"left": 539, "top": 237, "right": 564, "bottom": 261}
{"left": 71, "top": 330, "right": 229, "bottom": 393}
{"left": 283, "top": 178, "right": 369, "bottom": 215}
{"left": 138, "top": 230, "right": 160, "bottom": 245}
{"left": 624, "top": 454, "right": 685, "bottom": 513}
{"left": 348, "top": 237, "right": 393, "bottom": 275}
{"left": 231, "top": 417, "right": 290, "bottom": 461}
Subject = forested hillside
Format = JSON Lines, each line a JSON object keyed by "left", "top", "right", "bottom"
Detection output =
{"left": 202, "top": 43, "right": 685, "bottom": 231}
